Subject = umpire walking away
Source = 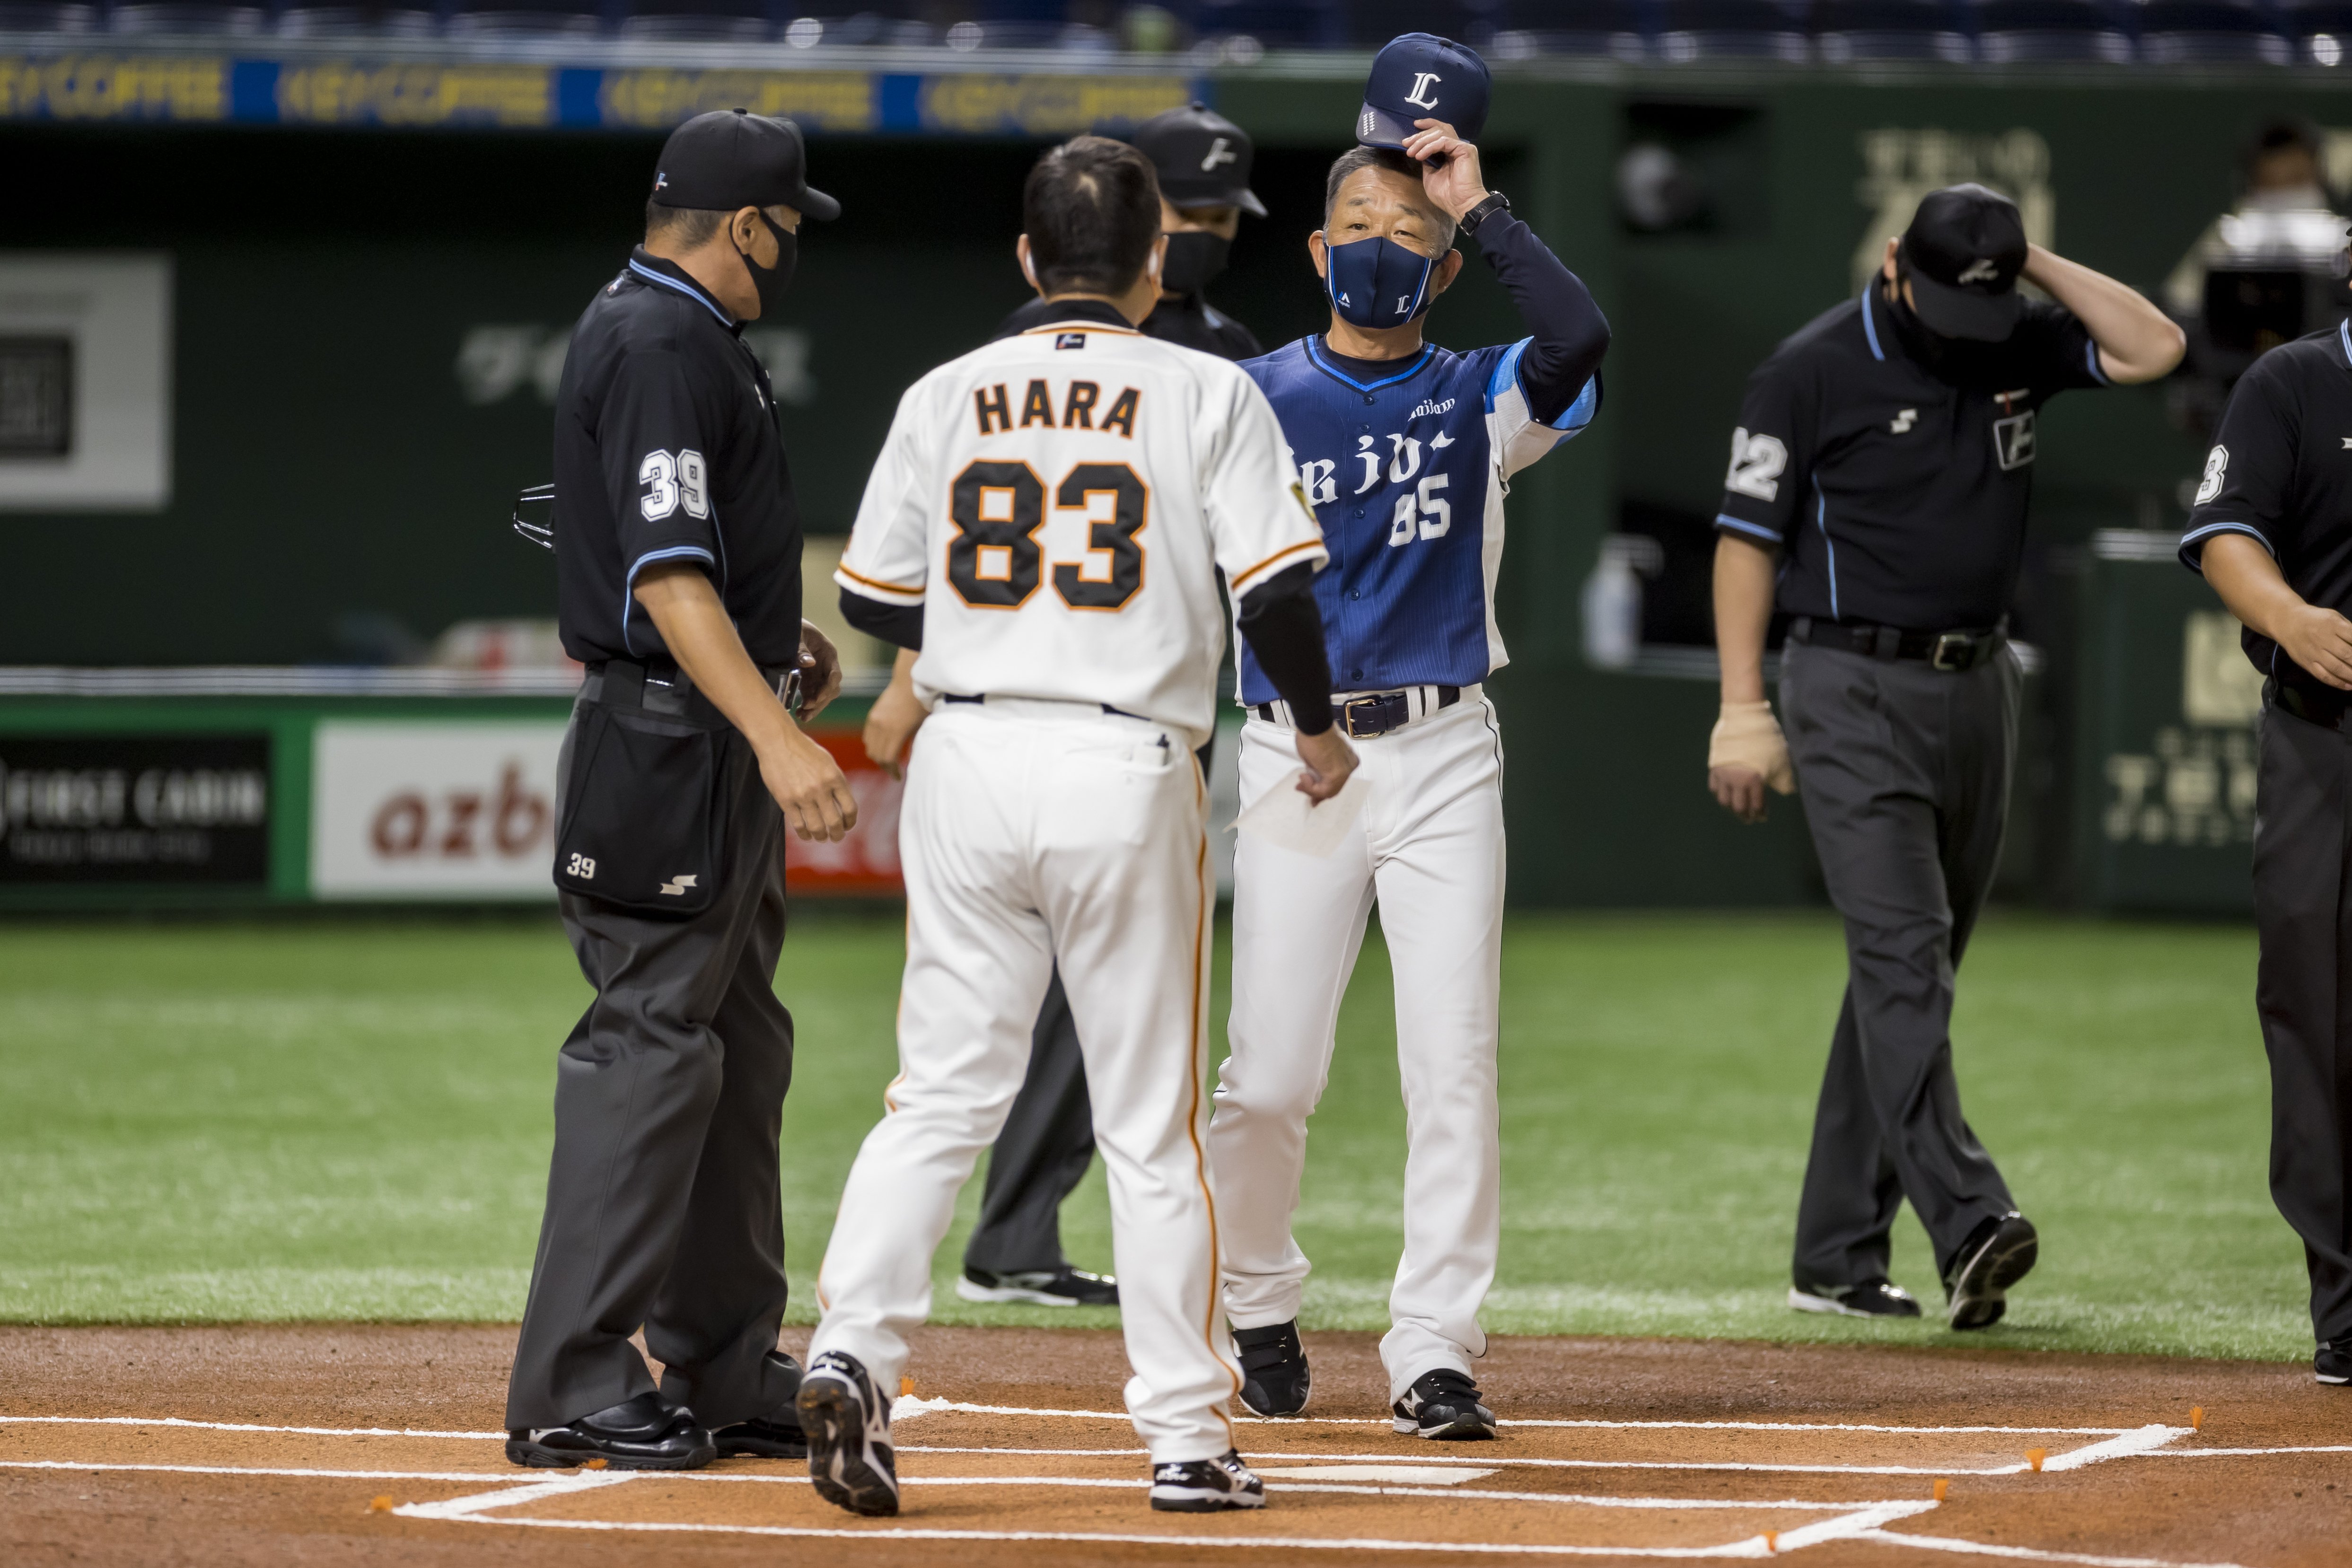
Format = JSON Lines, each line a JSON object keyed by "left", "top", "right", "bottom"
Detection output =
{"left": 1707, "top": 184, "right": 2182, "bottom": 1329}
{"left": 2179, "top": 298, "right": 2352, "bottom": 1388}
{"left": 859, "top": 100, "right": 1274, "bottom": 1309}
{"left": 504, "top": 108, "right": 860, "bottom": 1470}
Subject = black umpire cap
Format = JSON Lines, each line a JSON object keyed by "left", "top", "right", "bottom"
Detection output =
{"left": 1356, "top": 33, "right": 1490, "bottom": 151}
{"left": 1129, "top": 101, "right": 1265, "bottom": 217}
{"left": 650, "top": 108, "right": 840, "bottom": 221}
{"left": 1899, "top": 183, "right": 2027, "bottom": 342}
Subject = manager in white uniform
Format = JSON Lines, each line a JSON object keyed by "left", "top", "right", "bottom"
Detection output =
{"left": 802, "top": 136, "right": 1356, "bottom": 1518}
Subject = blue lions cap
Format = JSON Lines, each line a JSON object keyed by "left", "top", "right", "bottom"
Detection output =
{"left": 1357, "top": 33, "right": 1490, "bottom": 152}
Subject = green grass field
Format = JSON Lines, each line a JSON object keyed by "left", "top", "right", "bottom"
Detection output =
{"left": 0, "top": 911, "right": 2309, "bottom": 1360}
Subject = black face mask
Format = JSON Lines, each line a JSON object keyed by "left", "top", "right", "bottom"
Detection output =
{"left": 1159, "top": 230, "right": 1231, "bottom": 296}
{"left": 1884, "top": 278, "right": 2010, "bottom": 391}
{"left": 737, "top": 211, "right": 797, "bottom": 318}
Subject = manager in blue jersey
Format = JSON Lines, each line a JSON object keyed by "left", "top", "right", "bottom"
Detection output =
{"left": 1207, "top": 34, "right": 1609, "bottom": 1442}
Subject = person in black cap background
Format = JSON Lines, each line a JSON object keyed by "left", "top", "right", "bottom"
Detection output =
{"left": 504, "top": 107, "right": 858, "bottom": 1472}
{"left": 855, "top": 100, "right": 1279, "bottom": 1311}
{"left": 2177, "top": 285, "right": 2352, "bottom": 1390}
{"left": 1706, "top": 184, "right": 2182, "bottom": 1331}
{"left": 993, "top": 100, "right": 1267, "bottom": 359}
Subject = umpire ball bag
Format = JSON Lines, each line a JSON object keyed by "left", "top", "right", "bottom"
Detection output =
{"left": 552, "top": 694, "right": 748, "bottom": 917}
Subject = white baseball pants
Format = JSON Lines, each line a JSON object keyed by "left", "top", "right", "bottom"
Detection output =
{"left": 809, "top": 699, "right": 1242, "bottom": 1464}
{"left": 1210, "top": 694, "right": 1506, "bottom": 1403}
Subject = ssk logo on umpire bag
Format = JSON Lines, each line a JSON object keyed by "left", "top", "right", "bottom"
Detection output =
{"left": 1993, "top": 410, "right": 2036, "bottom": 471}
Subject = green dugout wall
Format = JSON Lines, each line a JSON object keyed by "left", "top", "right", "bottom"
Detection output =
{"left": 0, "top": 59, "right": 2327, "bottom": 907}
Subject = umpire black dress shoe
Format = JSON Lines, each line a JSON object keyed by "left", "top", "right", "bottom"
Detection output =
{"left": 1944, "top": 1211, "right": 2039, "bottom": 1331}
{"left": 715, "top": 1350, "right": 809, "bottom": 1458}
{"left": 506, "top": 1392, "right": 716, "bottom": 1470}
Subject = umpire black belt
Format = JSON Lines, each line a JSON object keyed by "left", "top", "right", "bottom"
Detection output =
{"left": 1788, "top": 617, "right": 2009, "bottom": 673}
{"left": 1255, "top": 683, "right": 1467, "bottom": 739}
{"left": 581, "top": 658, "right": 800, "bottom": 728}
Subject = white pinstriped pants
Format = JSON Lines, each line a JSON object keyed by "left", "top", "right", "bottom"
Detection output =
{"left": 1211, "top": 696, "right": 1507, "bottom": 1402}
{"left": 809, "top": 699, "right": 1242, "bottom": 1463}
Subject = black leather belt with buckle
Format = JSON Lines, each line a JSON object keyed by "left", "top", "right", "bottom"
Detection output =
{"left": 587, "top": 659, "right": 801, "bottom": 717}
{"left": 1255, "top": 685, "right": 1461, "bottom": 738}
{"left": 1790, "top": 618, "right": 2007, "bottom": 673}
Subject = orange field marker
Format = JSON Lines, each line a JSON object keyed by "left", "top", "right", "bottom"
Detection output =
{"left": 368, "top": 1495, "right": 392, "bottom": 1514}
{"left": 1933, "top": 1478, "right": 1949, "bottom": 1502}
{"left": 901, "top": 1376, "right": 917, "bottom": 1397}
{"left": 584, "top": 1458, "right": 608, "bottom": 1470}
{"left": 1764, "top": 1530, "right": 1778, "bottom": 1552}
{"left": 2026, "top": 1448, "right": 2046, "bottom": 1472}
{"left": 2191, "top": 1406, "right": 2204, "bottom": 1431}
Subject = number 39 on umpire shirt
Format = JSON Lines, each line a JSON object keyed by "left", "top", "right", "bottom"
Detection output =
{"left": 552, "top": 248, "right": 805, "bottom": 668}
{"left": 1712, "top": 284, "right": 2108, "bottom": 629}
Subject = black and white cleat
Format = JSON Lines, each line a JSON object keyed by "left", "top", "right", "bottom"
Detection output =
{"left": 1149, "top": 1448, "right": 1266, "bottom": 1512}
{"left": 796, "top": 1350, "right": 899, "bottom": 1516}
{"left": 1392, "top": 1369, "right": 1497, "bottom": 1441}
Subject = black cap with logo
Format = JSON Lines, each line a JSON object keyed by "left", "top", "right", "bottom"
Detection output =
{"left": 1129, "top": 101, "right": 1265, "bottom": 217}
{"left": 649, "top": 108, "right": 839, "bottom": 222}
{"left": 1899, "top": 183, "right": 2027, "bottom": 342}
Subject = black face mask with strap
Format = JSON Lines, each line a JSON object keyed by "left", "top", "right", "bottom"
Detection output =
{"left": 1158, "top": 230, "right": 1231, "bottom": 296}
{"left": 737, "top": 210, "right": 797, "bottom": 318}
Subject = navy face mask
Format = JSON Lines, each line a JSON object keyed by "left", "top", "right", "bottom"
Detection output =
{"left": 1323, "top": 234, "right": 1436, "bottom": 329}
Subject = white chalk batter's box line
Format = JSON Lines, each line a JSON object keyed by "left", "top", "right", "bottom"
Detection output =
{"left": 0, "top": 1408, "right": 2315, "bottom": 1568}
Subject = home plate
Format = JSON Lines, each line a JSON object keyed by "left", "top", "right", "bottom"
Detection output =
{"left": 1256, "top": 1464, "right": 1497, "bottom": 1485}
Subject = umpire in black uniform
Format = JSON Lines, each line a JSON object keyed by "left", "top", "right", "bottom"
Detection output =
{"left": 505, "top": 109, "right": 860, "bottom": 1469}
{"left": 2180, "top": 304, "right": 2352, "bottom": 1387}
{"left": 858, "top": 102, "right": 1270, "bottom": 1308}
{"left": 1707, "top": 185, "right": 2183, "bottom": 1329}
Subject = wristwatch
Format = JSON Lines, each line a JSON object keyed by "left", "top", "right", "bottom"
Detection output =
{"left": 1459, "top": 190, "right": 1512, "bottom": 238}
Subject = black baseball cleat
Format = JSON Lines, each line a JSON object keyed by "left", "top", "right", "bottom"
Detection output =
{"left": 2317, "top": 1341, "right": 2351, "bottom": 1386}
{"left": 1944, "top": 1211, "right": 2039, "bottom": 1331}
{"left": 1392, "top": 1369, "right": 1496, "bottom": 1441}
{"left": 1149, "top": 1448, "right": 1266, "bottom": 1511}
{"left": 797, "top": 1350, "right": 899, "bottom": 1516}
{"left": 505, "top": 1392, "right": 716, "bottom": 1470}
{"left": 955, "top": 1264, "right": 1119, "bottom": 1307}
{"left": 714, "top": 1351, "right": 807, "bottom": 1459}
{"left": 1233, "top": 1321, "right": 1311, "bottom": 1417}
{"left": 1788, "top": 1279, "right": 1922, "bottom": 1318}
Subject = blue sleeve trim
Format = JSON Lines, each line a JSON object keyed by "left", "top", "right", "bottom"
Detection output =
{"left": 2085, "top": 338, "right": 2112, "bottom": 387}
{"left": 1860, "top": 289, "right": 1885, "bottom": 362}
{"left": 1484, "top": 337, "right": 1530, "bottom": 413}
{"left": 621, "top": 543, "right": 719, "bottom": 656}
{"left": 1714, "top": 513, "right": 1784, "bottom": 546}
{"left": 1551, "top": 373, "right": 1601, "bottom": 432}
{"left": 2176, "top": 520, "right": 2274, "bottom": 576}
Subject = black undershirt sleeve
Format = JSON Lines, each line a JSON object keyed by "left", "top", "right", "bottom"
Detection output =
{"left": 1473, "top": 211, "right": 1610, "bottom": 427}
{"left": 840, "top": 589, "right": 922, "bottom": 652}
{"left": 1235, "top": 561, "right": 1334, "bottom": 736}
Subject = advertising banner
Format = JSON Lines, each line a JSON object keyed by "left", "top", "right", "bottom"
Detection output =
{"left": 311, "top": 720, "right": 565, "bottom": 900}
{"left": 0, "top": 732, "right": 270, "bottom": 883}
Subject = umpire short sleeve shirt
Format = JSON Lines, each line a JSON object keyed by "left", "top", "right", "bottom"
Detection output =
{"left": 2180, "top": 322, "right": 2352, "bottom": 698}
{"left": 1712, "top": 285, "right": 2108, "bottom": 629}
{"left": 552, "top": 249, "right": 805, "bottom": 668}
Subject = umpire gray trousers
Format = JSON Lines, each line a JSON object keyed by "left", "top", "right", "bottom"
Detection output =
{"left": 963, "top": 968, "right": 1096, "bottom": 1275}
{"left": 2250, "top": 706, "right": 2352, "bottom": 1349}
{"left": 1782, "top": 641, "right": 2020, "bottom": 1287}
{"left": 505, "top": 699, "right": 799, "bottom": 1432}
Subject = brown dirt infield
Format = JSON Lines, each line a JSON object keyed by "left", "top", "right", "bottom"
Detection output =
{"left": 1, "top": 1324, "right": 2346, "bottom": 1567}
